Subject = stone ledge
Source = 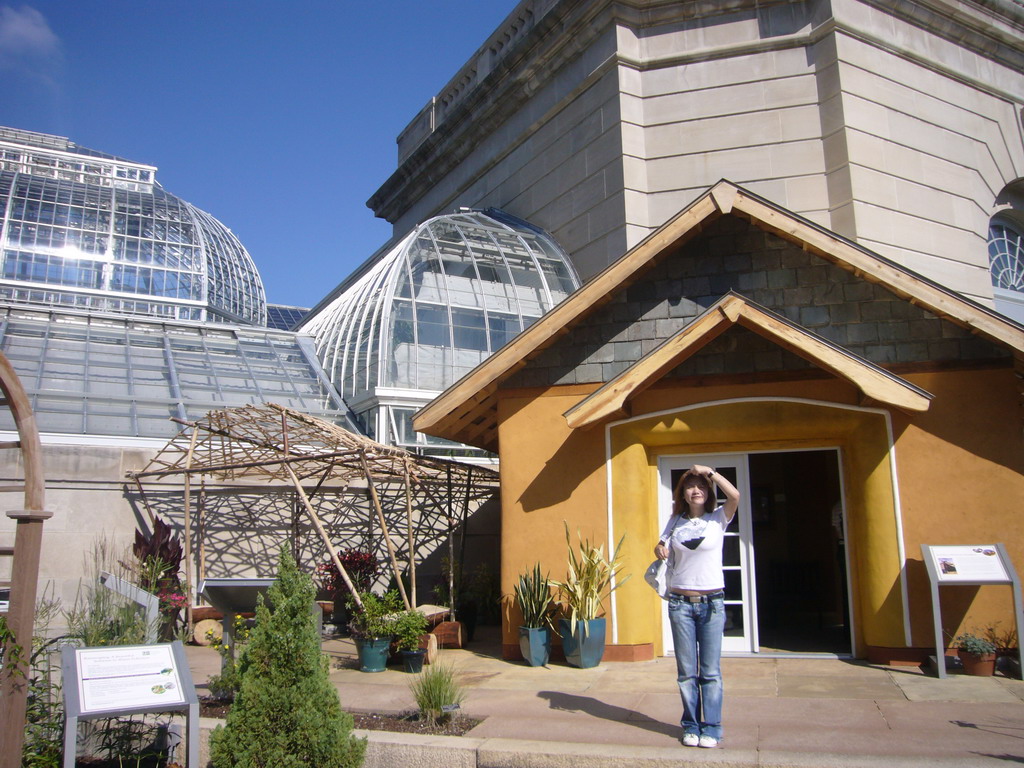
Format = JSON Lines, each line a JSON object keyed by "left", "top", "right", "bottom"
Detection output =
{"left": 197, "top": 720, "right": 1017, "bottom": 768}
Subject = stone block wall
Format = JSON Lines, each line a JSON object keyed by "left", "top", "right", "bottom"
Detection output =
{"left": 371, "top": 0, "right": 1024, "bottom": 309}
{"left": 506, "top": 216, "right": 1007, "bottom": 389}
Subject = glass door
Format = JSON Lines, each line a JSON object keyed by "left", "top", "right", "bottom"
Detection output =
{"left": 659, "top": 454, "right": 756, "bottom": 654}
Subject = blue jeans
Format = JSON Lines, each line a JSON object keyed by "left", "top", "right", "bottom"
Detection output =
{"left": 668, "top": 593, "right": 725, "bottom": 740}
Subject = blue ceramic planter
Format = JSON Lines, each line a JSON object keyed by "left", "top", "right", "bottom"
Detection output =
{"left": 558, "top": 618, "right": 606, "bottom": 668}
{"left": 518, "top": 626, "right": 552, "bottom": 667}
{"left": 355, "top": 637, "right": 391, "bottom": 672}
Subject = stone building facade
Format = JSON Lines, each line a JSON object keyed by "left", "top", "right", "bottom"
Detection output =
{"left": 369, "top": 0, "right": 1024, "bottom": 313}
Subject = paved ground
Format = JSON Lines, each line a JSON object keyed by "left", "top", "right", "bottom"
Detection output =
{"left": 186, "top": 626, "right": 1024, "bottom": 767}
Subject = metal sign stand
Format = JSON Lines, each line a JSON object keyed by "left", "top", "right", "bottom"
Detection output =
{"left": 921, "top": 543, "right": 1023, "bottom": 679}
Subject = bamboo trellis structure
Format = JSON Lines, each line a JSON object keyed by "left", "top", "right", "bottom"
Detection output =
{"left": 126, "top": 403, "right": 497, "bottom": 614}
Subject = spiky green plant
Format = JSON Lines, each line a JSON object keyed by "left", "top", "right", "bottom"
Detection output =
{"left": 513, "top": 563, "right": 556, "bottom": 629}
{"left": 409, "top": 659, "right": 464, "bottom": 725}
{"left": 552, "top": 524, "right": 630, "bottom": 625}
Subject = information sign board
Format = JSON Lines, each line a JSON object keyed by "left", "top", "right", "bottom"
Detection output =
{"left": 921, "top": 543, "right": 1022, "bottom": 679}
{"left": 62, "top": 640, "right": 198, "bottom": 767}
{"left": 927, "top": 545, "right": 1010, "bottom": 583}
{"left": 76, "top": 643, "right": 185, "bottom": 713}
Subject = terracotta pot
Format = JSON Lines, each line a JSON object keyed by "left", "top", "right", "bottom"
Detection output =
{"left": 958, "top": 649, "right": 996, "bottom": 676}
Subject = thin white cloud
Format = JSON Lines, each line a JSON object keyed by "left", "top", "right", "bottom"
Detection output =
{"left": 0, "top": 5, "right": 61, "bottom": 73}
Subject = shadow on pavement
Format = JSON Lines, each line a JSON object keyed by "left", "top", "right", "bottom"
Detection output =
{"left": 953, "top": 718, "right": 1024, "bottom": 741}
{"left": 538, "top": 691, "right": 680, "bottom": 740}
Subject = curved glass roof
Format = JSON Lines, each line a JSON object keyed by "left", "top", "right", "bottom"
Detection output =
{"left": 0, "top": 127, "right": 266, "bottom": 325}
{"left": 302, "top": 209, "right": 580, "bottom": 403}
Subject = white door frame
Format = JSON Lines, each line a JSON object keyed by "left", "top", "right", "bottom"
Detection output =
{"left": 658, "top": 453, "right": 756, "bottom": 654}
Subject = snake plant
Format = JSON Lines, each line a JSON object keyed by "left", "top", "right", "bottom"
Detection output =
{"left": 514, "top": 563, "right": 556, "bottom": 629}
{"left": 552, "top": 524, "right": 630, "bottom": 626}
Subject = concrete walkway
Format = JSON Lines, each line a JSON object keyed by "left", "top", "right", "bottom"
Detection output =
{"left": 185, "top": 627, "right": 1024, "bottom": 767}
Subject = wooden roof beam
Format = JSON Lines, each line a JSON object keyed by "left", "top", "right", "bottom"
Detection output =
{"left": 564, "top": 294, "right": 932, "bottom": 429}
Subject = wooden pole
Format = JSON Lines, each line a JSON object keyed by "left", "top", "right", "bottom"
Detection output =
{"left": 0, "top": 509, "right": 52, "bottom": 768}
{"left": 197, "top": 480, "right": 206, "bottom": 590}
{"left": 359, "top": 450, "right": 410, "bottom": 611}
{"left": 403, "top": 459, "right": 416, "bottom": 608}
{"left": 446, "top": 465, "right": 456, "bottom": 622}
{"left": 283, "top": 463, "right": 364, "bottom": 611}
{"left": 458, "top": 468, "right": 473, "bottom": 589}
{"left": 181, "top": 427, "right": 199, "bottom": 631}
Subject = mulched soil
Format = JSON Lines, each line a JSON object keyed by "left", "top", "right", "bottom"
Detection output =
{"left": 198, "top": 697, "right": 479, "bottom": 737}
{"left": 349, "top": 710, "right": 480, "bottom": 736}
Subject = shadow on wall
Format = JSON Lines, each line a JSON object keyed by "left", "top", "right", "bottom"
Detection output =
{"left": 122, "top": 484, "right": 499, "bottom": 601}
{"left": 517, "top": 430, "right": 598, "bottom": 513}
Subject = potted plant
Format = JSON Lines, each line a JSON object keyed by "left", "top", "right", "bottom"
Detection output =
{"left": 955, "top": 633, "right": 997, "bottom": 676}
{"left": 393, "top": 608, "right": 430, "bottom": 673}
{"left": 316, "top": 549, "right": 378, "bottom": 627}
{"left": 552, "top": 525, "right": 630, "bottom": 668}
{"left": 514, "top": 563, "right": 556, "bottom": 667}
{"left": 348, "top": 589, "right": 401, "bottom": 672}
{"left": 984, "top": 621, "right": 1020, "bottom": 677}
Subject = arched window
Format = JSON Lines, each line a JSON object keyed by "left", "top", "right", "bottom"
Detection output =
{"left": 988, "top": 181, "right": 1024, "bottom": 324}
{"left": 988, "top": 218, "right": 1024, "bottom": 293}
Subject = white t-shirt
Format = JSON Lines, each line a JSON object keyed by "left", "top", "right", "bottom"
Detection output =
{"left": 660, "top": 506, "right": 730, "bottom": 591}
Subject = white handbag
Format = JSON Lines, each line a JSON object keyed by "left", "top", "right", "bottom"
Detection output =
{"left": 645, "top": 514, "right": 679, "bottom": 600}
{"left": 644, "top": 558, "right": 671, "bottom": 600}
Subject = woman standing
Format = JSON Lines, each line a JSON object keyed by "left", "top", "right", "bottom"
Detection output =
{"left": 654, "top": 464, "right": 740, "bottom": 749}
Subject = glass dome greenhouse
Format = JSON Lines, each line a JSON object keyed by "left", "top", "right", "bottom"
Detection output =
{"left": 0, "top": 127, "right": 266, "bottom": 325}
{"left": 301, "top": 208, "right": 580, "bottom": 456}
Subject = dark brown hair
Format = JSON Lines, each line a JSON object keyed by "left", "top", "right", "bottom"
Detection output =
{"left": 673, "top": 468, "right": 716, "bottom": 515}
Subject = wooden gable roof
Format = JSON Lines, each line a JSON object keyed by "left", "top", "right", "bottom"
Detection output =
{"left": 563, "top": 292, "right": 933, "bottom": 429}
{"left": 414, "top": 181, "right": 1024, "bottom": 451}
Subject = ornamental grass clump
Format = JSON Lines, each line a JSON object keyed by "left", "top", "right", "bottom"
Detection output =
{"left": 552, "top": 524, "right": 630, "bottom": 626}
{"left": 209, "top": 548, "right": 366, "bottom": 768}
{"left": 409, "top": 658, "right": 465, "bottom": 725}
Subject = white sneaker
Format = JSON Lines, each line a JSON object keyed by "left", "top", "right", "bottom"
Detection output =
{"left": 698, "top": 735, "right": 719, "bottom": 748}
{"left": 682, "top": 733, "right": 700, "bottom": 747}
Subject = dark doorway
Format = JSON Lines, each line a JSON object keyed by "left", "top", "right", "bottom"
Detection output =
{"left": 748, "top": 450, "right": 850, "bottom": 654}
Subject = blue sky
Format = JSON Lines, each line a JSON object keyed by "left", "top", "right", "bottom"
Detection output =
{"left": 0, "top": 1, "right": 515, "bottom": 307}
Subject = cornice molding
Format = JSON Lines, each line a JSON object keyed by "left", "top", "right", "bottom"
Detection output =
{"left": 368, "top": 0, "right": 1024, "bottom": 225}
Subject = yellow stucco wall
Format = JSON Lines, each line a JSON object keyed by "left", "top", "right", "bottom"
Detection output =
{"left": 495, "top": 366, "right": 1023, "bottom": 658}
{"left": 609, "top": 398, "right": 901, "bottom": 656}
{"left": 894, "top": 368, "right": 1024, "bottom": 648}
{"left": 497, "top": 385, "right": 607, "bottom": 649}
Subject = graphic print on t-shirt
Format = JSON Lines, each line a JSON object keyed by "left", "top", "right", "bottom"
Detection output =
{"left": 674, "top": 517, "right": 708, "bottom": 550}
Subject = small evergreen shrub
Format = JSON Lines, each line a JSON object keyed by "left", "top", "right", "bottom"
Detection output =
{"left": 209, "top": 548, "right": 366, "bottom": 768}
